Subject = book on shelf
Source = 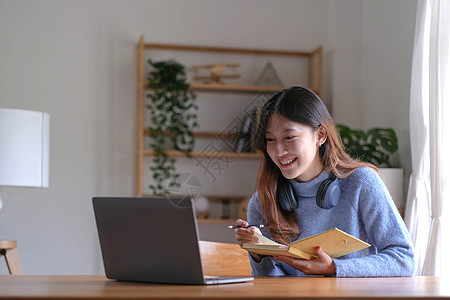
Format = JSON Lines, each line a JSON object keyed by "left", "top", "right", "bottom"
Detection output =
{"left": 243, "top": 227, "right": 371, "bottom": 260}
{"left": 249, "top": 107, "right": 262, "bottom": 153}
{"left": 235, "top": 107, "right": 262, "bottom": 153}
{"left": 235, "top": 114, "right": 253, "bottom": 153}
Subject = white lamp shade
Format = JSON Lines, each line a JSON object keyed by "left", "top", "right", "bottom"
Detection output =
{"left": 0, "top": 108, "right": 50, "bottom": 188}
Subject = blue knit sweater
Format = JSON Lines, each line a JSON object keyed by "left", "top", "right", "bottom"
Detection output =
{"left": 247, "top": 167, "right": 415, "bottom": 277}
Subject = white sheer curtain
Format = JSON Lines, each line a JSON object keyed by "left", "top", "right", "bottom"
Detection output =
{"left": 404, "top": 0, "right": 449, "bottom": 276}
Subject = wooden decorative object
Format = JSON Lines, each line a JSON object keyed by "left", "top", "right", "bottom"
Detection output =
{"left": 192, "top": 63, "right": 240, "bottom": 84}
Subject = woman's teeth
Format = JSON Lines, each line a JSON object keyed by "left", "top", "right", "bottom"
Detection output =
{"left": 280, "top": 158, "right": 295, "bottom": 165}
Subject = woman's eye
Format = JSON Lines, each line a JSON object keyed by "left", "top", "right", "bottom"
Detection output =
{"left": 285, "top": 136, "right": 296, "bottom": 141}
{"left": 265, "top": 137, "right": 275, "bottom": 143}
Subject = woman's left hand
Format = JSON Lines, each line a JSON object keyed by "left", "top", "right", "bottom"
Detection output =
{"left": 273, "top": 246, "right": 336, "bottom": 276}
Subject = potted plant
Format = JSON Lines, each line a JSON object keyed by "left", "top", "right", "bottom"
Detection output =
{"left": 337, "top": 124, "right": 404, "bottom": 212}
{"left": 146, "top": 59, "right": 198, "bottom": 196}
{"left": 336, "top": 125, "right": 398, "bottom": 167}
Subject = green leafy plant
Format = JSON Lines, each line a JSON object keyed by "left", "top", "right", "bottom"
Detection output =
{"left": 146, "top": 59, "right": 198, "bottom": 195}
{"left": 337, "top": 124, "right": 398, "bottom": 167}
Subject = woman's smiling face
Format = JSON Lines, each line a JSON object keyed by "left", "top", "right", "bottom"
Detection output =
{"left": 265, "top": 114, "right": 325, "bottom": 182}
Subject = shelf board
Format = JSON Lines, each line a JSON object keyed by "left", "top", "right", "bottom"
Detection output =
{"left": 144, "top": 42, "right": 313, "bottom": 57}
{"left": 190, "top": 83, "right": 320, "bottom": 95}
{"left": 143, "top": 149, "right": 261, "bottom": 159}
{"left": 143, "top": 81, "right": 319, "bottom": 95}
{"left": 143, "top": 129, "right": 237, "bottom": 139}
{"left": 190, "top": 83, "right": 283, "bottom": 93}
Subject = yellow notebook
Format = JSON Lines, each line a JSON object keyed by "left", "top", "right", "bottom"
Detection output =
{"left": 243, "top": 228, "right": 371, "bottom": 260}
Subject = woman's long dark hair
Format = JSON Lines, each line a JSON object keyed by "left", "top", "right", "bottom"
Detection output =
{"left": 255, "top": 86, "right": 377, "bottom": 244}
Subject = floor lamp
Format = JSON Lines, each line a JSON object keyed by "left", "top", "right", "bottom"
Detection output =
{"left": 0, "top": 108, "right": 50, "bottom": 274}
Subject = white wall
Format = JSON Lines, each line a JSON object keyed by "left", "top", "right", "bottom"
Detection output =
{"left": 0, "top": 0, "right": 416, "bottom": 274}
{"left": 360, "top": 0, "right": 416, "bottom": 188}
{"left": 329, "top": 0, "right": 416, "bottom": 202}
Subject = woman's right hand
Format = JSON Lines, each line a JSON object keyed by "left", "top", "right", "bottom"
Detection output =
{"left": 234, "top": 219, "right": 264, "bottom": 262}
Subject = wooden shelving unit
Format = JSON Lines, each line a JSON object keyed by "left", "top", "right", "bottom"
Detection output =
{"left": 136, "top": 35, "right": 323, "bottom": 214}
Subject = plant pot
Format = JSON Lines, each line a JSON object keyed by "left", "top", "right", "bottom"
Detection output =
{"left": 378, "top": 168, "right": 404, "bottom": 214}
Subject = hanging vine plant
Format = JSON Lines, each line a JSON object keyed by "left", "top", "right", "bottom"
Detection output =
{"left": 146, "top": 59, "right": 198, "bottom": 196}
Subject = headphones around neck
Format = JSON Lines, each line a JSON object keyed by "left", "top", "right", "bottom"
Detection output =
{"left": 277, "top": 174, "right": 341, "bottom": 212}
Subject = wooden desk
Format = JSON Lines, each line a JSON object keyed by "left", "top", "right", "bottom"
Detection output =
{"left": 0, "top": 275, "right": 448, "bottom": 299}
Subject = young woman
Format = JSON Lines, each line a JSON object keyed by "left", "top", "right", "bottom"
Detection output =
{"left": 234, "top": 86, "right": 415, "bottom": 277}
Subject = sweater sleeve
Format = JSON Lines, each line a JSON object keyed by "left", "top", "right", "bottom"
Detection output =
{"left": 246, "top": 193, "right": 289, "bottom": 276}
{"left": 333, "top": 168, "right": 416, "bottom": 277}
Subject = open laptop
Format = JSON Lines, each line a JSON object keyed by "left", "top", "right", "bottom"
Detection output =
{"left": 92, "top": 196, "right": 254, "bottom": 285}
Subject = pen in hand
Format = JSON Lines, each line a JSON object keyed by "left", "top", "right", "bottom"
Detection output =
{"left": 228, "top": 224, "right": 265, "bottom": 229}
